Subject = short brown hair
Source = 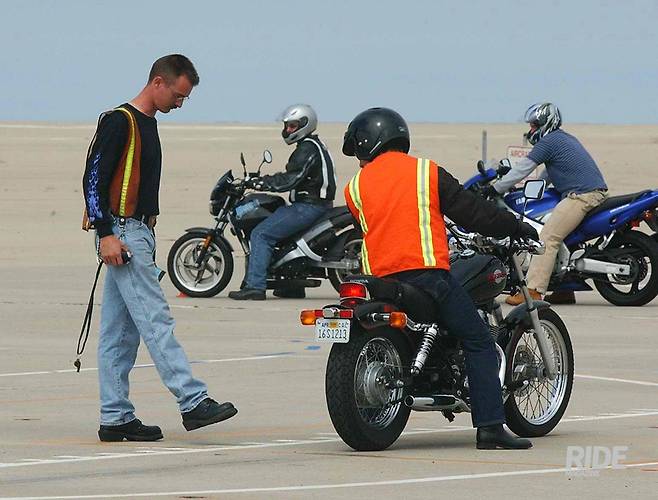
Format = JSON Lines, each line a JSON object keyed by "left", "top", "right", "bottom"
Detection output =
{"left": 148, "top": 54, "right": 200, "bottom": 86}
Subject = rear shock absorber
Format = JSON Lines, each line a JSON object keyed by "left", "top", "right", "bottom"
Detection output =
{"left": 411, "top": 324, "right": 439, "bottom": 375}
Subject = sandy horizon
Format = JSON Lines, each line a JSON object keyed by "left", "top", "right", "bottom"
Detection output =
{"left": 1, "top": 122, "right": 657, "bottom": 271}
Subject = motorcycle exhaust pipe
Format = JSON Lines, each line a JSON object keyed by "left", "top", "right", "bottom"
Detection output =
{"left": 404, "top": 394, "right": 470, "bottom": 413}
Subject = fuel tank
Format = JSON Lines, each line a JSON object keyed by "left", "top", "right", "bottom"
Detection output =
{"left": 450, "top": 253, "right": 507, "bottom": 306}
{"left": 232, "top": 193, "right": 285, "bottom": 236}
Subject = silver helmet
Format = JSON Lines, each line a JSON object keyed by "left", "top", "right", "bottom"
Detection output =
{"left": 524, "top": 102, "right": 562, "bottom": 145}
{"left": 279, "top": 103, "right": 317, "bottom": 144}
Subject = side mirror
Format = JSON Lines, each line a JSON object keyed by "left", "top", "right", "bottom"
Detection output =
{"left": 523, "top": 179, "right": 546, "bottom": 200}
{"left": 263, "top": 150, "right": 273, "bottom": 164}
{"left": 240, "top": 153, "right": 246, "bottom": 167}
{"left": 477, "top": 160, "right": 486, "bottom": 175}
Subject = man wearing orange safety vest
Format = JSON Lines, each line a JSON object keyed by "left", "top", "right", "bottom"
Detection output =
{"left": 343, "top": 108, "right": 538, "bottom": 450}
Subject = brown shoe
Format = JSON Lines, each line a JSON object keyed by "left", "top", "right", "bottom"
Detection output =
{"left": 545, "top": 290, "right": 576, "bottom": 304}
{"left": 505, "top": 289, "right": 541, "bottom": 305}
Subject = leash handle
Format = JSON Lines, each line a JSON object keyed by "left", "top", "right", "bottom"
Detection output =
{"left": 75, "top": 261, "right": 103, "bottom": 372}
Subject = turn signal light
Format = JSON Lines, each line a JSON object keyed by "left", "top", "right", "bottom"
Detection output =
{"left": 388, "top": 311, "right": 408, "bottom": 329}
{"left": 300, "top": 309, "right": 323, "bottom": 325}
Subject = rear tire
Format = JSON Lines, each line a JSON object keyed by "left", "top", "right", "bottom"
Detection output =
{"left": 167, "top": 232, "right": 233, "bottom": 298}
{"left": 594, "top": 230, "right": 658, "bottom": 306}
{"left": 504, "top": 308, "right": 573, "bottom": 437}
{"left": 326, "top": 327, "right": 411, "bottom": 451}
{"left": 328, "top": 229, "right": 362, "bottom": 292}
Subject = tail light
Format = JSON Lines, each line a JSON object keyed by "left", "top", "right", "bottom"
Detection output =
{"left": 339, "top": 282, "right": 367, "bottom": 308}
{"left": 300, "top": 308, "right": 354, "bottom": 325}
{"left": 643, "top": 209, "right": 658, "bottom": 232}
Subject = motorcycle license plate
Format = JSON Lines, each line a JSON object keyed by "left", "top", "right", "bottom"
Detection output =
{"left": 315, "top": 318, "right": 350, "bottom": 343}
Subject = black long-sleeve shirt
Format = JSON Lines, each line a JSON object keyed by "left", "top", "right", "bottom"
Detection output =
{"left": 82, "top": 104, "right": 161, "bottom": 238}
{"left": 438, "top": 166, "right": 521, "bottom": 237}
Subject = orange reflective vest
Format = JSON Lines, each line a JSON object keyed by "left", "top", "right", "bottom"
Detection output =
{"left": 344, "top": 151, "right": 450, "bottom": 277}
{"left": 82, "top": 107, "right": 142, "bottom": 230}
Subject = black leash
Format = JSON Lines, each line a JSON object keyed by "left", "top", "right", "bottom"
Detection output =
{"left": 74, "top": 261, "right": 103, "bottom": 372}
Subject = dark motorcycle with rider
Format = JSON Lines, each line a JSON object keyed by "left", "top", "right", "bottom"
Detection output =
{"left": 167, "top": 149, "right": 361, "bottom": 298}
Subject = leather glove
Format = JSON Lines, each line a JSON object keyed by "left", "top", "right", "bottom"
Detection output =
{"left": 514, "top": 221, "right": 540, "bottom": 241}
{"left": 480, "top": 184, "right": 500, "bottom": 199}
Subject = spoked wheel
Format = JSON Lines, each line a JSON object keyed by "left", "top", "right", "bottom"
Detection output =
{"left": 167, "top": 232, "right": 234, "bottom": 298}
{"left": 328, "top": 229, "right": 362, "bottom": 292}
{"left": 594, "top": 231, "right": 658, "bottom": 306}
{"left": 325, "top": 327, "right": 411, "bottom": 451}
{"left": 504, "top": 308, "right": 573, "bottom": 437}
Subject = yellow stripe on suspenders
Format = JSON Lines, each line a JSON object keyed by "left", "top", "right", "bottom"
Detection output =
{"left": 416, "top": 158, "right": 436, "bottom": 266}
{"left": 115, "top": 107, "right": 137, "bottom": 217}
{"left": 348, "top": 171, "right": 371, "bottom": 274}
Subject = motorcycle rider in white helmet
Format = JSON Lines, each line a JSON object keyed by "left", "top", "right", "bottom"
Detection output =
{"left": 228, "top": 104, "right": 337, "bottom": 300}
{"left": 484, "top": 103, "right": 608, "bottom": 305}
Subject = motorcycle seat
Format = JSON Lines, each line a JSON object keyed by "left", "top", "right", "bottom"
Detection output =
{"left": 313, "top": 205, "right": 351, "bottom": 224}
{"left": 347, "top": 274, "right": 439, "bottom": 323}
{"left": 586, "top": 190, "right": 651, "bottom": 218}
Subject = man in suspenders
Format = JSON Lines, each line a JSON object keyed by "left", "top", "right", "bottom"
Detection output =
{"left": 82, "top": 54, "right": 237, "bottom": 442}
{"left": 343, "top": 108, "right": 538, "bottom": 449}
{"left": 228, "top": 104, "right": 337, "bottom": 300}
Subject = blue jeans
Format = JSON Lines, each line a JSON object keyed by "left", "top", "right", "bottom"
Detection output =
{"left": 391, "top": 269, "right": 505, "bottom": 428}
{"left": 245, "top": 202, "right": 329, "bottom": 290}
{"left": 98, "top": 217, "right": 208, "bottom": 425}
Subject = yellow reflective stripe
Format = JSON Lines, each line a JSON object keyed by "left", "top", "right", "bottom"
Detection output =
{"left": 361, "top": 238, "right": 371, "bottom": 274}
{"left": 116, "top": 107, "right": 136, "bottom": 216}
{"left": 348, "top": 171, "right": 368, "bottom": 233}
{"left": 417, "top": 158, "right": 436, "bottom": 266}
{"left": 348, "top": 171, "right": 371, "bottom": 273}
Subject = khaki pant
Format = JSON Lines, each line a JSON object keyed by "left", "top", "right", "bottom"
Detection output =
{"left": 527, "top": 190, "right": 608, "bottom": 293}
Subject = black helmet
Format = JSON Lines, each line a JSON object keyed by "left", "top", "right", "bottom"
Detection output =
{"left": 342, "top": 107, "right": 410, "bottom": 161}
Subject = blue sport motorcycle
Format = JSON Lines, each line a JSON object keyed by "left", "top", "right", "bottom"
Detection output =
{"left": 463, "top": 161, "right": 658, "bottom": 306}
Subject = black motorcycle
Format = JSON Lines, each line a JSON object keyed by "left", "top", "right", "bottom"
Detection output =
{"left": 167, "top": 151, "right": 362, "bottom": 297}
{"left": 301, "top": 182, "right": 573, "bottom": 451}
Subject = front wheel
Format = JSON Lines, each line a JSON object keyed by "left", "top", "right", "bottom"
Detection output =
{"left": 504, "top": 308, "right": 573, "bottom": 437}
{"left": 328, "top": 229, "right": 362, "bottom": 292}
{"left": 325, "top": 327, "right": 411, "bottom": 451}
{"left": 594, "top": 230, "right": 658, "bottom": 306}
{"left": 167, "top": 232, "right": 234, "bottom": 297}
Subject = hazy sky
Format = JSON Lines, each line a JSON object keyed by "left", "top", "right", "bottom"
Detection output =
{"left": 3, "top": 0, "right": 657, "bottom": 124}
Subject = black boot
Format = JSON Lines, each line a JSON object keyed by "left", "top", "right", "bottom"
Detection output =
{"left": 273, "top": 288, "right": 306, "bottom": 299}
{"left": 476, "top": 424, "right": 532, "bottom": 449}
{"left": 545, "top": 290, "right": 576, "bottom": 304}
{"left": 228, "top": 288, "right": 266, "bottom": 300}
{"left": 182, "top": 398, "right": 238, "bottom": 431}
{"left": 98, "top": 418, "right": 163, "bottom": 442}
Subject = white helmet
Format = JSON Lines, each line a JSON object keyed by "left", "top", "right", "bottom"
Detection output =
{"left": 524, "top": 102, "right": 562, "bottom": 145}
{"left": 279, "top": 103, "right": 317, "bottom": 145}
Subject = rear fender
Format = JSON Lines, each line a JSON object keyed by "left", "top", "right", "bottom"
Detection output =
{"left": 325, "top": 227, "right": 362, "bottom": 260}
{"left": 351, "top": 301, "right": 415, "bottom": 350}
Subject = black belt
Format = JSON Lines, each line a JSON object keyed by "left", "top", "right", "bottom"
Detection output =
{"left": 117, "top": 214, "right": 157, "bottom": 228}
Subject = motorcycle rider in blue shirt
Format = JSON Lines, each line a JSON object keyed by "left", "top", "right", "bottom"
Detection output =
{"left": 484, "top": 103, "right": 608, "bottom": 304}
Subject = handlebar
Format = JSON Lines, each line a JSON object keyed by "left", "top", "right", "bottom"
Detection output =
{"left": 448, "top": 224, "right": 545, "bottom": 255}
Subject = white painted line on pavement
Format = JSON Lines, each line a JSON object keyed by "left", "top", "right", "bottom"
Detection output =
{"left": 2, "top": 461, "right": 657, "bottom": 499}
{"left": 576, "top": 374, "right": 658, "bottom": 387}
{"left": 1, "top": 410, "right": 656, "bottom": 470}
{"left": 0, "top": 354, "right": 290, "bottom": 378}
